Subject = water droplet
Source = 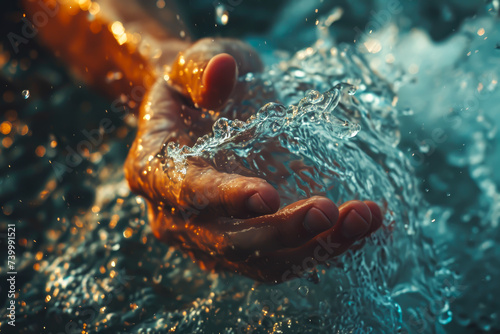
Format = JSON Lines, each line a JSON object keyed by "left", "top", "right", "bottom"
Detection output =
{"left": 22, "top": 90, "right": 30, "bottom": 99}
{"left": 402, "top": 108, "right": 414, "bottom": 116}
{"left": 347, "top": 85, "right": 357, "bottom": 95}
{"left": 215, "top": 5, "right": 229, "bottom": 26}
{"left": 292, "top": 69, "right": 306, "bottom": 78}
{"left": 418, "top": 142, "right": 431, "bottom": 153}
{"left": 348, "top": 123, "right": 361, "bottom": 138}
{"left": 478, "top": 315, "right": 493, "bottom": 331}
{"left": 438, "top": 309, "right": 452, "bottom": 325}
{"left": 244, "top": 72, "right": 255, "bottom": 82}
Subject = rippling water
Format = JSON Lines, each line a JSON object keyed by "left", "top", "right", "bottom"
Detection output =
{"left": 1, "top": 1, "right": 499, "bottom": 333}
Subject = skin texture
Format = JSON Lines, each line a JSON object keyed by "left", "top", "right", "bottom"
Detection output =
{"left": 24, "top": 0, "right": 383, "bottom": 283}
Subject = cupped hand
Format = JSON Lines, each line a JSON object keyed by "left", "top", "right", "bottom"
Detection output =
{"left": 124, "top": 38, "right": 383, "bottom": 282}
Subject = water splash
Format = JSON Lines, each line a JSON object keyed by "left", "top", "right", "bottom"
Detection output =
{"left": 158, "top": 41, "right": 453, "bottom": 333}
{"left": 163, "top": 84, "right": 360, "bottom": 184}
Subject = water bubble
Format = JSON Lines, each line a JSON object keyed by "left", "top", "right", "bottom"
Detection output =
{"left": 305, "top": 90, "right": 324, "bottom": 104}
{"left": 274, "top": 104, "right": 288, "bottom": 117}
{"left": 213, "top": 118, "right": 231, "bottom": 138}
{"left": 232, "top": 120, "right": 245, "bottom": 129}
{"left": 195, "top": 134, "right": 209, "bottom": 146}
{"left": 298, "top": 286, "right": 309, "bottom": 297}
{"left": 257, "top": 102, "right": 285, "bottom": 119}
{"left": 166, "top": 141, "right": 178, "bottom": 153}
{"left": 438, "top": 310, "right": 453, "bottom": 325}
{"left": 347, "top": 85, "right": 357, "bottom": 95}
{"left": 271, "top": 121, "right": 281, "bottom": 133}
{"left": 22, "top": 90, "right": 30, "bottom": 99}
{"left": 180, "top": 146, "right": 192, "bottom": 155}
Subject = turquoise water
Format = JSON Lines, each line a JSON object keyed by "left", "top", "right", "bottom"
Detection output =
{"left": 1, "top": 1, "right": 500, "bottom": 333}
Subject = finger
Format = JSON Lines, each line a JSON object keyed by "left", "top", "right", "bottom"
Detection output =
{"left": 342, "top": 200, "right": 383, "bottom": 252}
{"left": 275, "top": 201, "right": 379, "bottom": 279}
{"left": 200, "top": 53, "right": 238, "bottom": 109}
{"left": 219, "top": 196, "right": 339, "bottom": 259}
{"left": 168, "top": 38, "right": 263, "bottom": 110}
{"left": 170, "top": 52, "right": 238, "bottom": 110}
{"left": 179, "top": 163, "right": 281, "bottom": 218}
{"left": 244, "top": 200, "right": 375, "bottom": 282}
{"left": 362, "top": 200, "right": 383, "bottom": 236}
{"left": 336, "top": 200, "right": 373, "bottom": 238}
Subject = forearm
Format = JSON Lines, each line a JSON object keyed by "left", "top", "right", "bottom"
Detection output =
{"left": 22, "top": 0, "right": 190, "bottom": 101}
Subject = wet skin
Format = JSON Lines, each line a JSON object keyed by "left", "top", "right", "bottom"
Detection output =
{"left": 24, "top": 0, "right": 383, "bottom": 282}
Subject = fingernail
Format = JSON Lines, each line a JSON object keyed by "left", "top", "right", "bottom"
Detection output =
{"left": 303, "top": 208, "right": 333, "bottom": 235}
{"left": 246, "top": 193, "right": 272, "bottom": 213}
{"left": 341, "top": 210, "right": 370, "bottom": 238}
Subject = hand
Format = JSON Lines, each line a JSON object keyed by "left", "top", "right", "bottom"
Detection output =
{"left": 124, "top": 38, "right": 383, "bottom": 282}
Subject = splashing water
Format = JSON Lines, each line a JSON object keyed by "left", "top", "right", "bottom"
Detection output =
{"left": 163, "top": 84, "right": 361, "bottom": 204}
{"left": 159, "top": 40, "right": 454, "bottom": 333}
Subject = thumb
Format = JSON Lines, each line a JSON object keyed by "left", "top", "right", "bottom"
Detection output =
{"left": 168, "top": 38, "right": 262, "bottom": 110}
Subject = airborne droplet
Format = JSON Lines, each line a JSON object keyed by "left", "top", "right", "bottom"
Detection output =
{"left": 22, "top": 90, "right": 30, "bottom": 99}
{"left": 215, "top": 5, "right": 229, "bottom": 26}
